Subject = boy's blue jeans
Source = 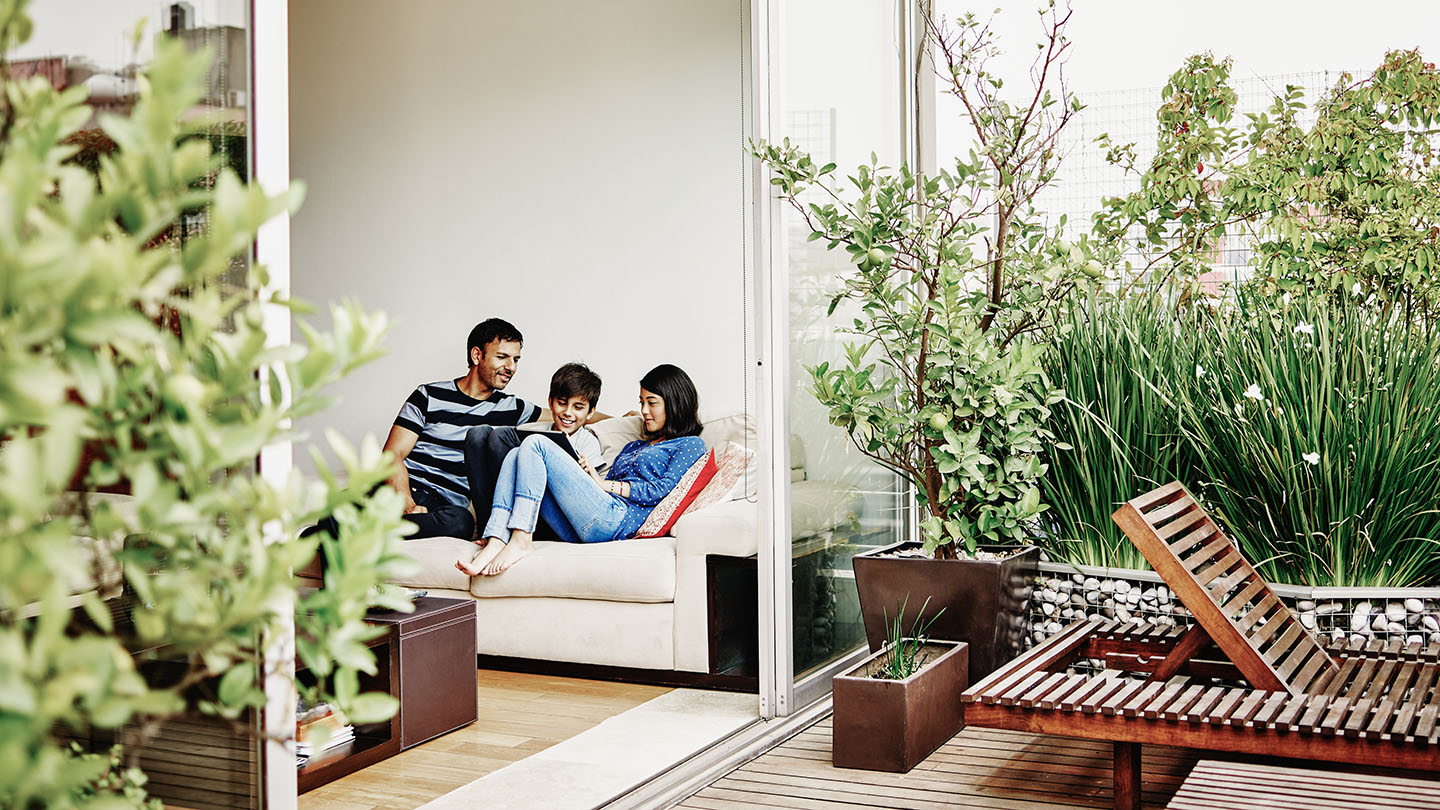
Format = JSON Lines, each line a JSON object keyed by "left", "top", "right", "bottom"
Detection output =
{"left": 483, "top": 434, "right": 628, "bottom": 544}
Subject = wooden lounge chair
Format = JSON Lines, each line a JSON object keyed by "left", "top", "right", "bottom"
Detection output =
{"left": 962, "top": 482, "right": 1440, "bottom": 810}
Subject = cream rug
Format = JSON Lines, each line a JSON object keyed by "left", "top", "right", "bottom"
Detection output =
{"left": 416, "top": 689, "right": 757, "bottom": 810}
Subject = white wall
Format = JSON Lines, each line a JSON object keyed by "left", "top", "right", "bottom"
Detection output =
{"left": 289, "top": 0, "right": 746, "bottom": 457}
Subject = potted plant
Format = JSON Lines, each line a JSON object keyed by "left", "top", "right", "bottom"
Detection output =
{"left": 754, "top": 4, "right": 1099, "bottom": 678}
{"left": 832, "top": 601, "right": 967, "bottom": 772}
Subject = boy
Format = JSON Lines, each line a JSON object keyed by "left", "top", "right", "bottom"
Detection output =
{"left": 532, "top": 362, "right": 603, "bottom": 467}
{"left": 457, "top": 363, "right": 603, "bottom": 574}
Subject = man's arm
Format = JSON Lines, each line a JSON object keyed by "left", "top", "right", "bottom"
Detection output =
{"left": 382, "top": 424, "right": 424, "bottom": 513}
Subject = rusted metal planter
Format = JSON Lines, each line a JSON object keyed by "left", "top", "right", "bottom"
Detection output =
{"left": 831, "top": 640, "right": 968, "bottom": 772}
{"left": 853, "top": 541, "right": 1039, "bottom": 680}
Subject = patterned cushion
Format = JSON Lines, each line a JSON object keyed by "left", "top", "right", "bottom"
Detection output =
{"left": 689, "top": 442, "right": 755, "bottom": 513}
{"left": 634, "top": 450, "right": 717, "bottom": 538}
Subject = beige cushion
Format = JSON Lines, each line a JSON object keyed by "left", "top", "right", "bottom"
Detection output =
{"left": 702, "top": 414, "right": 758, "bottom": 500}
{"left": 469, "top": 537, "right": 676, "bottom": 602}
{"left": 670, "top": 498, "right": 758, "bottom": 558}
{"left": 592, "top": 415, "right": 644, "bottom": 465}
{"left": 688, "top": 442, "right": 754, "bottom": 514}
{"left": 382, "top": 536, "right": 476, "bottom": 591}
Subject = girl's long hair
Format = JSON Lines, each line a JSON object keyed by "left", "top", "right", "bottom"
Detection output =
{"left": 639, "top": 364, "right": 702, "bottom": 441}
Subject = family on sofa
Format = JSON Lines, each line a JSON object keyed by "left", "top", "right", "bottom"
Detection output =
{"left": 375, "top": 316, "right": 728, "bottom": 578}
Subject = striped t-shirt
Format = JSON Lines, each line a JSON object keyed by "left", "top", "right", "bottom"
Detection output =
{"left": 394, "top": 380, "right": 539, "bottom": 507}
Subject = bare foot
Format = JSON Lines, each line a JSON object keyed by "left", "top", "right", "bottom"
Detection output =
{"left": 455, "top": 539, "right": 505, "bottom": 576}
{"left": 483, "top": 531, "right": 533, "bottom": 575}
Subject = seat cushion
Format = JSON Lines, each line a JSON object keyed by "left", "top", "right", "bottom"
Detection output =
{"left": 385, "top": 535, "right": 678, "bottom": 602}
{"left": 469, "top": 536, "right": 676, "bottom": 602}
{"left": 791, "top": 479, "right": 863, "bottom": 539}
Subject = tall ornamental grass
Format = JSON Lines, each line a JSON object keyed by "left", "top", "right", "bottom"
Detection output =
{"left": 1042, "top": 294, "right": 1440, "bottom": 587}
{"left": 1041, "top": 295, "right": 1196, "bottom": 570}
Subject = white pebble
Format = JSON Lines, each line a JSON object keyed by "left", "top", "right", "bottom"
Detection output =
{"left": 1114, "top": 580, "right": 1132, "bottom": 595}
{"left": 1406, "top": 598, "right": 1425, "bottom": 614}
{"left": 1372, "top": 615, "right": 1390, "bottom": 632}
{"left": 1351, "top": 633, "right": 1369, "bottom": 646}
{"left": 1430, "top": 632, "right": 1440, "bottom": 646}
{"left": 1140, "top": 588, "right": 1158, "bottom": 603}
{"left": 1084, "top": 577, "right": 1100, "bottom": 591}
{"left": 1072, "top": 573, "right": 1086, "bottom": 584}
{"left": 1422, "top": 615, "right": 1439, "bottom": 633}
{"left": 1300, "top": 612, "right": 1316, "bottom": 630}
{"left": 1351, "top": 604, "right": 1373, "bottom": 632}
{"left": 1315, "top": 602, "right": 1342, "bottom": 615}
{"left": 1386, "top": 602, "right": 1407, "bottom": 622}
{"left": 1086, "top": 591, "right": 1103, "bottom": 604}
{"left": 1296, "top": 600, "right": 1316, "bottom": 611}
{"left": 1115, "top": 607, "right": 1133, "bottom": 623}
{"left": 1041, "top": 602, "right": 1056, "bottom": 616}
{"left": 1408, "top": 635, "right": 1424, "bottom": 646}
{"left": 1061, "top": 607, "right": 1075, "bottom": 619}
{"left": 1125, "top": 591, "right": 1142, "bottom": 606}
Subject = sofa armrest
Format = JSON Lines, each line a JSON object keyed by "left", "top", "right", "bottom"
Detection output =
{"left": 669, "top": 498, "right": 757, "bottom": 559}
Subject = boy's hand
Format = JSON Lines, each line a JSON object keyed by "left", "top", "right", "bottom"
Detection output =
{"left": 578, "top": 454, "right": 604, "bottom": 484}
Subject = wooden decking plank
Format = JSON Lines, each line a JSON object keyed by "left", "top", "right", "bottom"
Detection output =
{"left": 1221, "top": 583, "right": 1270, "bottom": 623}
{"left": 1009, "top": 671, "right": 1070, "bottom": 710}
{"left": 1037, "top": 674, "right": 1095, "bottom": 711}
{"left": 995, "top": 669, "right": 1048, "bottom": 707}
{"left": 1062, "top": 670, "right": 1125, "bottom": 712}
{"left": 1141, "top": 678, "right": 1192, "bottom": 719}
{"left": 1160, "top": 684, "right": 1206, "bottom": 721}
{"left": 1097, "top": 678, "right": 1146, "bottom": 716}
{"left": 1167, "top": 522, "right": 1219, "bottom": 556}
{"left": 1145, "top": 496, "right": 1198, "bottom": 529}
{"left": 1131, "top": 481, "right": 1185, "bottom": 512}
{"left": 1225, "top": 689, "right": 1268, "bottom": 727}
{"left": 1182, "top": 536, "right": 1232, "bottom": 572}
{"left": 1180, "top": 685, "right": 1228, "bottom": 723}
{"left": 964, "top": 620, "right": 1098, "bottom": 701}
{"left": 1289, "top": 645, "right": 1333, "bottom": 693}
{"left": 1120, "top": 679, "right": 1169, "bottom": 717}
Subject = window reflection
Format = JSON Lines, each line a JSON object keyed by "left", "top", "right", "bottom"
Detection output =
{"left": 784, "top": 0, "right": 907, "bottom": 678}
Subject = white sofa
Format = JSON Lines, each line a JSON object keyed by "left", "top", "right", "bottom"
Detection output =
{"left": 357, "top": 414, "right": 861, "bottom": 676}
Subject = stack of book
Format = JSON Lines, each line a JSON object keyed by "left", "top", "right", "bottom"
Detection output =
{"left": 296, "top": 701, "right": 355, "bottom": 768}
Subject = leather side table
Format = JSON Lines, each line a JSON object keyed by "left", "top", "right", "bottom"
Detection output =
{"left": 365, "top": 596, "right": 478, "bottom": 749}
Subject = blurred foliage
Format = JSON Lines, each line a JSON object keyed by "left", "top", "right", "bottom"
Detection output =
{"left": 0, "top": 2, "right": 415, "bottom": 807}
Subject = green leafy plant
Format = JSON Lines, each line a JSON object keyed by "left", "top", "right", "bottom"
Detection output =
{"left": 1095, "top": 50, "right": 1440, "bottom": 313}
{"left": 0, "top": 3, "right": 414, "bottom": 806}
{"left": 753, "top": 3, "right": 1100, "bottom": 558}
{"left": 873, "top": 597, "right": 944, "bottom": 681}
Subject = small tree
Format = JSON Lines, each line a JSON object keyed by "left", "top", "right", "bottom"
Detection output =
{"left": 1094, "top": 50, "right": 1440, "bottom": 314}
{"left": 754, "top": 2, "right": 1099, "bottom": 558}
{"left": 0, "top": 4, "right": 413, "bottom": 807}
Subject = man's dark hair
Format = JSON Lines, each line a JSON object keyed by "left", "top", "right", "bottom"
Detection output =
{"left": 466, "top": 318, "right": 524, "bottom": 366}
{"left": 639, "top": 364, "right": 702, "bottom": 441}
{"left": 550, "top": 362, "right": 602, "bottom": 410}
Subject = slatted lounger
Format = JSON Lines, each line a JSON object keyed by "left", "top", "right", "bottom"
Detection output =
{"left": 961, "top": 482, "right": 1440, "bottom": 810}
{"left": 1166, "top": 760, "right": 1440, "bottom": 809}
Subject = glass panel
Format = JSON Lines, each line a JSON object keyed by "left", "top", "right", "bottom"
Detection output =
{"left": 782, "top": 0, "right": 907, "bottom": 679}
{"left": 11, "top": 3, "right": 257, "bottom": 808}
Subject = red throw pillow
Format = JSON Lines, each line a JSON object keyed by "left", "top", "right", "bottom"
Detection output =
{"left": 634, "top": 450, "right": 718, "bottom": 538}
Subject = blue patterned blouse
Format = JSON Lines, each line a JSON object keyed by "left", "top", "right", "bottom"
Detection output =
{"left": 606, "top": 436, "right": 707, "bottom": 538}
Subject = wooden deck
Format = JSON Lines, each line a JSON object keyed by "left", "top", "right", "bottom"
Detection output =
{"left": 677, "top": 718, "right": 1201, "bottom": 810}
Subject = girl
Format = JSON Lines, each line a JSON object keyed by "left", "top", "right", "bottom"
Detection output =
{"left": 457, "top": 364, "right": 706, "bottom": 576}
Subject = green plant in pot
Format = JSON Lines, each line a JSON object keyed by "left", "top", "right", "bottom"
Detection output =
{"left": 832, "top": 599, "right": 967, "bottom": 773}
{"left": 753, "top": 3, "right": 1098, "bottom": 678}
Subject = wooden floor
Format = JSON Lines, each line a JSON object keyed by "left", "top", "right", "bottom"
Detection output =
{"left": 299, "top": 669, "right": 670, "bottom": 810}
{"left": 677, "top": 719, "right": 1201, "bottom": 810}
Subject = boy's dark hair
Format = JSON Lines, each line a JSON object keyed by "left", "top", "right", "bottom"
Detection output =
{"left": 550, "top": 362, "right": 602, "bottom": 410}
{"left": 466, "top": 318, "right": 524, "bottom": 366}
{"left": 639, "top": 364, "right": 702, "bottom": 441}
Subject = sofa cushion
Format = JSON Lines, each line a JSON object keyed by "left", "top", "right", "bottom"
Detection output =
{"left": 636, "top": 451, "right": 717, "bottom": 538}
{"left": 592, "top": 415, "right": 645, "bottom": 466}
{"left": 688, "top": 442, "right": 755, "bottom": 514}
{"left": 385, "top": 535, "right": 677, "bottom": 602}
{"left": 791, "top": 479, "right": 864, "bottom": 540}
{"left": 469, "top": 536, "right": 676, "bottom": 602}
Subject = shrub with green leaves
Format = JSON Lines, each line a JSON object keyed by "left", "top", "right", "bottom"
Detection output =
{"left": 0, "top": 4, "right": 413, "bottom": 807}
{"left": 754, "top": 4, "right": 1101, "bottom": 557}
{"left": 1094, "top": 50, "right": 1440, "bottom": 312}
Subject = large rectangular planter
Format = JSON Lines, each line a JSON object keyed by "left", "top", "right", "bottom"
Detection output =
{"left": 854, "top": 542, "right": 1039, "bottom": 679}
{"left": 832, "top": 640, "right": 968, "bottom": 773}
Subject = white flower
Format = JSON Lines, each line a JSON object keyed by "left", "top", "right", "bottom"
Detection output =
{"left": 1196, "top": 364, "right": 1206, "bottom": 378}
{"left": 1294, "top": 323, "right": 1315, "bottom": 336}
{"left": 1282, "top": 292, "right": 1292, "bottom": 306}
{"left": 1351, "top": 282, "right": 1362, "bottom": 296}
{"left": 1303, "top": 452, "right": 1320, "bottom": 465}
{"left": 1243, "top": 383, "right": 1264, "bottom": 401}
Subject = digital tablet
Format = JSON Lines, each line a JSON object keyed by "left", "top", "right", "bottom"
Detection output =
{"left": 515, "top": 425, "right": 582, "bottom": 462}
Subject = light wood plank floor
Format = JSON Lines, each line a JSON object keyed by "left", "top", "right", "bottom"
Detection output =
{"left": 299, "top": 670, "right": 670, "bottom": 810}
{"left": 677, "top": 719, "right": 1200, "bottom": 809}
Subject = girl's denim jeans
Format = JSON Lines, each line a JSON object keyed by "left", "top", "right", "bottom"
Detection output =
{"left": 483, "top": 434, "right": 627, "bottom": 543}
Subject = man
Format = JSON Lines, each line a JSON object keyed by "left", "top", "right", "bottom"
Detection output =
{"left": 383, "top": 318, "right": 539, "bottom": 539}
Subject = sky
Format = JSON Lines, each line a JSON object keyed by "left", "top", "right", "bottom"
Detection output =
{"left": 14, "top": 0, "right": 245, "bottom": 69}
{"left": 938, "top": 0, "right": 1440, "bottom": 95}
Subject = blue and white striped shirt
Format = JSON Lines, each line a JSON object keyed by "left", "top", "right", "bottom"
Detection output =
{"left": 394, "top": 380, "right": 539, "bottom": 507}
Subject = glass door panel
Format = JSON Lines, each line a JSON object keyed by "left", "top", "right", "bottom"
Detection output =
{"left": 781, "top": 0, "right": 908, "bottom": 681}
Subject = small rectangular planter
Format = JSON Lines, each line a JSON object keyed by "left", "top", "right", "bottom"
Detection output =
{"left": 854, "top": 541, "right": 1039, "bottom": 680}
{"left": 831, "top": 640, "right": 968, "bottom": 773}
